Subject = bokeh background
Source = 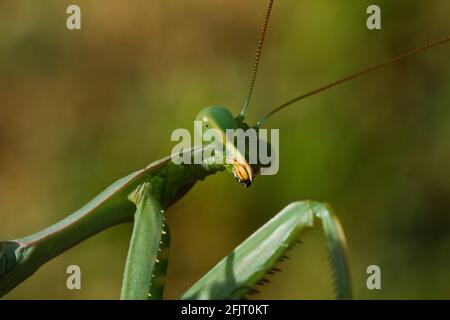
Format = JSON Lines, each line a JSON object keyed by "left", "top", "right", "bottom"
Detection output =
{"left": 1, "top": 0, "right": 449, "bottom": 299}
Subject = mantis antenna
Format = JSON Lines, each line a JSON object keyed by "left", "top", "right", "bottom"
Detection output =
{"left": 239, "top": 0, "right": 274, "bottom": 119}
{"left": 256, "top": 34, "right": 450, "bottom": 127}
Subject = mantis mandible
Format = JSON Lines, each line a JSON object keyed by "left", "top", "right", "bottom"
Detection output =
{"left": 1, "top": 0, "right": 449, "bottom": 299}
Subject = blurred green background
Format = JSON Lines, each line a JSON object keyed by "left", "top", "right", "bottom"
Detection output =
{"left": 1, "top": 0, "right": 449, "bottom": 299}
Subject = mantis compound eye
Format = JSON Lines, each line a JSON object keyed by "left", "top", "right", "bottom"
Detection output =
{"left": 195, "top": 106, "right": 236, "bottom": 134}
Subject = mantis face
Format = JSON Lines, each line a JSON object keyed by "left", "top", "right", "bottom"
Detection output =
{"left": 195, "top": 106, "right": 255, "bottom": 187}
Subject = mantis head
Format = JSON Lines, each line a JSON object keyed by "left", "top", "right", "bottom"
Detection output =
{"left": 195, "top": 106, "right": 256, "bottom": 187}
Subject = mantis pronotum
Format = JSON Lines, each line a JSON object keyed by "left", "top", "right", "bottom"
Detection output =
{"left": 1, "top": 1, "right": 449, "bottom": 299}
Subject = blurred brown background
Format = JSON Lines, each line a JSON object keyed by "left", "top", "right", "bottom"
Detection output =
{"left": 1, "top": 0, "right": 450, "bottom": 299}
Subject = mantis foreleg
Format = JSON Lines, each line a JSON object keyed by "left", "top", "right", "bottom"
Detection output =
{"left": 149, "top": 223, "right": 171, "bottom": 300}
{"left": 180, "top": 201, "right": 352, "bottom": 300}
{"left": 120, "top": 181, "right": 165, "bottom": 300}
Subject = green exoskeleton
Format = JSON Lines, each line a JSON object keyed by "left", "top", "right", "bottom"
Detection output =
{"left": 1, "top": 0, "right": 450, "bottom": 299}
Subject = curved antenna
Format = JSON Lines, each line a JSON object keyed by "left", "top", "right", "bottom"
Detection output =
{"left": 239, "top": 0, "right": 274, "bottom": 118}
{"left": 257, "top": 35, "right": 450, "bottom": 127}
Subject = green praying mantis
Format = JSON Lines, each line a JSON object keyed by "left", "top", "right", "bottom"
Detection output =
{"left": 1, "top": 0, "right": 450, "bottom": 300}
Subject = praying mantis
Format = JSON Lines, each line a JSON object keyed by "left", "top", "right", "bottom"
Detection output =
{"left": 1, "top": 1, "right": 450, "bottom": 300}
